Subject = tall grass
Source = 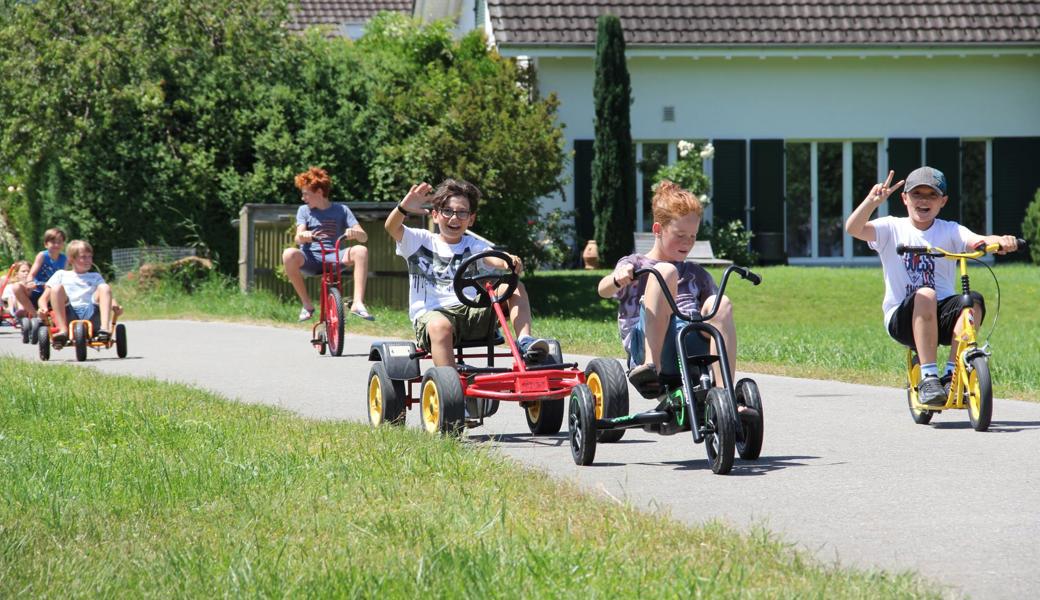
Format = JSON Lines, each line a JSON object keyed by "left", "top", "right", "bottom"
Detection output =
{"left": 0, "top": 358, "right": 937, "bottom": 597}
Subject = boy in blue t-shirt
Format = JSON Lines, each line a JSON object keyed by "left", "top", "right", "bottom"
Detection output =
{"left": 281, "top": 167, "right": 374, "bottom": 321}
{"left": 10, "top": 227, "right": 66, "bottom": 318}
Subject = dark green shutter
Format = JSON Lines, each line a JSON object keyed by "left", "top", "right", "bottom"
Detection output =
{"left": 750, "top": 139, "right": 785, "bottom": 263}
{"left": 712, "top": 140, "right": 746, "bottom": 226}
{"left": 993, "top": 137, "right": 1040, "bottom": 247}
{"left": 887, "top": 138, "right": 921, "bottom": 217}
{"left": 573, "top": 140, "right": 595, "bottom": 248}
{"left": 925, "top": 138, "right": 960, "bottom": 221}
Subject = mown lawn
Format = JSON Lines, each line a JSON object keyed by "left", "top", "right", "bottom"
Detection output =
{"left": 0, "top": 358, "right": 938, "bottom": 597}
{"left": 116, "top": 264, "right": 1040, "bottom": 401}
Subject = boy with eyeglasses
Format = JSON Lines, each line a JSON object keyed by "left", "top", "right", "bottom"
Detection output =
{"left": 846, "top": 167, "right": 1019, "bottom": 406}
{"left": 384, "top": 179, "right": 549, "bottom": 367}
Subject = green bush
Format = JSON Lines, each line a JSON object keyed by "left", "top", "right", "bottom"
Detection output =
{"left": 1023, "top": 188, "right": 1040, "bottom": 265}
{"left": 710, "top": 220, "right": 758, "bottom": 267}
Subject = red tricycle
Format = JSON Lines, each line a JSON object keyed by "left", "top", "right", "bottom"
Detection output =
{"left": 0, "top": 263, "right": 39, "bottom": 344}
{"left": 309, "top": 233, "right": 355, "bottom": 357}
{"left": 365, "top": 249, "right": 629, "bottom": 436}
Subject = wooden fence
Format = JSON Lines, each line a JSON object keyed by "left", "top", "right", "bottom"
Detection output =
{"left": 237, "top": 203, "right": 425, "bottom": 309}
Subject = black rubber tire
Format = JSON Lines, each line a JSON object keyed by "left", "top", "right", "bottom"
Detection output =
{"left": 704, "top": 387, "right": 736, "bottom": 475}
{"left": 524, "top": 398, "right": 565, "bottom": 435}
{"left": 967, "top": 356, "right": 992, "bottom": 432}
{"left": 115, "top": 323, "right": 127, "bottom": 359}
{"left": 326, "top": 287, "right": 345, "bottom": 357}
{"left": 734, "top": 378, "right": 764, "bottom": 460}
{"left": 584, "top": 358, "right": 629, "bottom": 443}
{"left": 29, "top": 317, "right": 41, "bottom": 345}
{"left": 20, "top": 317, "right": 31, "bottom": 344}
{"left": 367, "top": 362, "right": 406, "bottom": 427}
{"left": 568, "top": 384, "right": 597, "bottom": 465}
{"left": 73, "top": 322, "right": 88, "bottom": 362}
{"left": 906, "top": 358, "right": 933, "bottom": 425}
{"left": 419, "top": 366, "right": 465, "bottom": 436}
{"left": 38, "top": 326, "right": 50, "bottom": 361}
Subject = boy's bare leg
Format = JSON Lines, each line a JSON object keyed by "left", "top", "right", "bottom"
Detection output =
{"left": 911, "top": 287, "right": 939, "bottom": 365}
{"left": 281, "top": 248, "right": 314, "bottom": 309}
{"left": 504, "top": 281, "right": 534, "bottom": 339}
{"left": 642, "top": 263, "right": 679, "bottom": 370}
{"left": 702, "top": 294, "right": 736, "bottom": 384}
{"left": 50, "top": 285, "right": 69, "bottom": 333}
{"left": 95, "top": 283, "right": 112, "bottom": 332}
{"left": 425, "top": 315, "right": 456, "bottom": 367}
{"left": 12, "top": 283, "right": 36, "bottom": 318}
{"left": 346, "top": 245, "right": 369, "bottom": 311}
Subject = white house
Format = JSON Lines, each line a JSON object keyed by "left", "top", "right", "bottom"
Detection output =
{"left": 484, "top": 0, "right": 1040, "bottom": 264}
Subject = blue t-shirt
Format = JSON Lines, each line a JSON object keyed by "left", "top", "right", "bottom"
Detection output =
{"left": 296, "top": 203, "right": 359, "bottom": 261}
{"left": 34, "top": 251, "right": 67, "bottom": 286}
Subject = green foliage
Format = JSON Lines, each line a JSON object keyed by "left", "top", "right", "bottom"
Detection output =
{"left": 534, "top": 208, "right": 576, "bottom": 269}
{"left": 710, "top": 219, "right": 758, "bottom": 266}
{"left": 590, "top": 14, "right": 635, "bottom": 266}
{"left": 1023, "top": 188, "right": 1040, "bottom": 265}
{"left": 653, "top": 141, "right": 712, "bottom": 198}
{"left": 0, "top": 5, "right": 564, "bottom": 272}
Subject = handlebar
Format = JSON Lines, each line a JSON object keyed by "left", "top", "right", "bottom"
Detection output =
{"left": 897, "top": 238, "right": 1027, "bottom": 257}
{"left": 631, "top": 264, "right": 761, "bottom": 323}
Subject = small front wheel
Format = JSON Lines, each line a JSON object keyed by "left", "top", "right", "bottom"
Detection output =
{"left": 326, "top": 287, "right": 345, "bottom": 357}
{"left": 734, "top": 378, "right": 764, "bottom": 460}
{"left": 29, "top": 317, "right": 41, "bottom": 345}
{"left": 584, "top": 358, "right": 629, "bottom": 443}
{"left": 20, "top": 317, "right": 31, "bottom": 344}
{"left": 704, "top": 388, "right": 736, "bottom": 475}
{"left": 368, "top": 362, "right": 406, "bottom": 427}
{"left": 73, "top": 323, "right": 88, "bottom": 362}
{"left": 115, "top": 323, "right": 128, "bottom": 359}
{"left": 568, "top": 384, "right": 597, "bottom": 465}
{"left": 420, "top": 366, "right": 465, "bottom": 436}
{"left": 967, "top": 356, "right": 992, "bottom": 432}
{"left": 906, "top": 353, "right": 933, "bottom": 425}
{"left": 38, "top": 326, "right": 50, "bottom": 361}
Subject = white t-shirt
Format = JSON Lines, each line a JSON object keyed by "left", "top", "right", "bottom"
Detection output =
{"left": 396, "top": 227, "right": 491, "bottom": 322}
{"left": 868, "top": 216, "right": 974, "bottom": 327}
{"left": 46, "top": 270, "right": 105, "bottom": 308}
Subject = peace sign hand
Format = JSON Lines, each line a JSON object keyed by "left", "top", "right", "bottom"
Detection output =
{"left": 866, "top": 170, "right": 905, "bottom": 206}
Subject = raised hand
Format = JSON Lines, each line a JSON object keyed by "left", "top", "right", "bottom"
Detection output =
{"left": 865, "top": 170, "right": 905, "bottom": 206}
{"left": 613, "top": 262, "right": 635, "bottom": 288}
{"left": 401, "top": 182, "right": 433, "bottom": 214}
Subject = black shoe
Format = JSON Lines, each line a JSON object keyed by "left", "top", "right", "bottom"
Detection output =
{"left": 517, "top": 336, "right": 549, "bottom": 364}
{"left": 94, "top": 329, "right": 110, "bottom": 343}
{"left": 51, "top": 332, "right": 68, "bottom": 348}
{"left": 628, "top": 363, "right": 661, "bottom": 399}
{"left": 917, "top": 375, "right": 947, "bottom": 406}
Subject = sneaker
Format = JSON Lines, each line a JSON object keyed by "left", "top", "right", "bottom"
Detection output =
{"left": 297, "top": 306, "right": 315, "bottom": 322}
{"left": 627, "top": 363, "right": 662, "bottom": 399}
{"left": 517, "top": 336, "right": 549, "bottom": 363}
{"left": 940, "top": 372, "right": 953, "bottom": 398}
{"left": 51, "top": 331, "right": 68, "bottom": 348}
{"left": 917, "top": 375, "right": 947, "bottom": 406}
{"left": 94, "top": 329, "right": 110, "bottom": 343}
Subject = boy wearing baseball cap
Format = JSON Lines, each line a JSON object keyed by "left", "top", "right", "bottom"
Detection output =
{"left": 845, "top": 167, "right": 1019, "bottom": 406}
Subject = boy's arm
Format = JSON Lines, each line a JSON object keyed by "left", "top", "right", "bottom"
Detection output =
{"left": 385, "top": 182, "right": 432, "bottom": 242}
{"left": 845, "top": 170, "right": 904, "bottom": 242}
{"left": 344, "top": 223, "right": 368, "bottom": 243}
{"left": 598, "top": 261, "right": 634, "bottom": 299}
{"left": 962, "top": 231, "right": 1020, "bottom": 254}
{"left": 293, "top": 224, "right": 318, "bottom": 245}
{"left": 26, "top": 252, "right": 44, "bottom": 283}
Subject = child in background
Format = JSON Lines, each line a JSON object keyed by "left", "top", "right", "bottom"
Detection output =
{"left": 2, "top": 260, "right": 31, "bottom": 317}
{"left": 10, "top": 227, "right": 66, "bottom": 318}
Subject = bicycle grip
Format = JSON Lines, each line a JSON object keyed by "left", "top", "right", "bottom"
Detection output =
{"left": 896, "top": 244, "right": 928, "bottom": 255}
{"left": 1015, "top": 238, "right": 1028, "bottom": 251}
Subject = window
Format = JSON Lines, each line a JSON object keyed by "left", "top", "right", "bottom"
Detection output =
{"left": 961, "top": 141, "right": 986, "bottom": 233}
{"left": 852, "top": 142, "right": 878, "bottom": 256}
{"left": 639, "top": 143, "right": 669, "bottom": 232}
{"left": 785, "top": 143, "right": 811, "bottom": 258}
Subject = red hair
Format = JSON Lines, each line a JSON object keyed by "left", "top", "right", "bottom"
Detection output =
{"left": 652, "top": 180, "right": 703, "bottom": 227}
{"left": 294, "top": 167, "right": 331, "bottom": 196}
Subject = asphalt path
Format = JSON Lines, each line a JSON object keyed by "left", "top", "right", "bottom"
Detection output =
{"left": 4, "top": 319, "right": 1039, "bottom": 599}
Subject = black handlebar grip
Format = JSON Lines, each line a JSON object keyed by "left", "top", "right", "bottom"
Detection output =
{"left": 896, "top": 244, "right": 929, "bottom": 255}
{"left": 744, "top": 270, "right": 762, "bottom": 286}
{"left": 1016, "top": 238, "right": 1028, "bottom": 251}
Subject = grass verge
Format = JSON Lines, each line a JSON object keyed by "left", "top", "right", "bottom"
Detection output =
{"left": 0, "top": 357, "right": 937, "bottom": 597}
{"left": 115, "top": 264, "right": 1040, "bottom": 401}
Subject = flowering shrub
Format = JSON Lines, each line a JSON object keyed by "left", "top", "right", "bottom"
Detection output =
{"left": 653, "top": 141, "right": 713, "bottom": 201}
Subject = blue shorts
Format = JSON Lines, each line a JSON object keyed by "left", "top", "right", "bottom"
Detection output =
{"left": 64, "top": 303, "right": 102, "bottom": 330}
{"left": 627, "top": 304, "right": 709, "bottom": 375}
{"left": 29, "top": 285, "right": 44, "bottom": 305}
{"left": 300, "top": 250, "right": 348, "bottom": 277}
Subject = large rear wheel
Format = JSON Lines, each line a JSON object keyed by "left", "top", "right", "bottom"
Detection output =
{"left": 704, "top": 388, "right": 736, "bottom": 475}
{"left": 326, "top": 287, "right": 345, "bottom": 357}
{"left": 568, "top": 384, "right": 597, "bottom": 465}
{"left": 73, "top": 323, "right": 88, "bottom": 362}
{"left": 584, "top": 358, "right": 629, "bottom": 443}
{"left": 420, "top": 367, "right": 465, "bottom": 436}
{"left": 368, "top": 362, "right": 406, "bottom": 427}
{"left": 734, "top": 378, "right": 764, "bottom": 460}
{"left": 967, "top": 356, "right": 992, "bottom": 432}
{"left": 524, "top": 398, "right": 564, "bottom": 434}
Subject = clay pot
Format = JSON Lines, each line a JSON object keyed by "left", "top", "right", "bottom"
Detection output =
{"left": 582, "top": 240, "right": 600, "bottom": 269}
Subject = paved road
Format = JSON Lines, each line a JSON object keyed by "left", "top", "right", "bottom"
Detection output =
{"left": 5, "top": 320, "right": 1039, "bottom": 599}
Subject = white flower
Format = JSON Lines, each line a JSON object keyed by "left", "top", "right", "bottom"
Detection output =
{"left": 700, "top": 194, "right": 711, "bottom": 205}
{"left": 699, "top": 143, "right": 715, "bottom": 160}
{"left": 677, "top": 140, "right": 694, "bottom": 158}
{"left": 5, "top": 186, "right": 13, "bottom": 193}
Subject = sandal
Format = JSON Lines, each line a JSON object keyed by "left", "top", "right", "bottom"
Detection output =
{"left": 297, "top": 306, "right": 315, "bottom": 322}
{"left": 51, "top": 331, "right": 68, "bottom": 348}
{"left": 350, "top": 307, "right": 375, "bottom": 321}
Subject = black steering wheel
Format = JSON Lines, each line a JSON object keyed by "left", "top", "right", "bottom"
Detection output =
{"left": 453, "top": 249, "right": 519, "bottom": 309}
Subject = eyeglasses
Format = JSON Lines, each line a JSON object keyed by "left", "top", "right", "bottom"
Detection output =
{"left": 437, "top": 208, "right": 471, "bottom": 219}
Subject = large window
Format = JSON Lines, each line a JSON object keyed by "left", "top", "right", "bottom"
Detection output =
{"left": 817, "top": 143, "right": 844, "bottom": 257}
{"left": 961, "top": 141, "right": 987, "bottom": 234}
{"left": 785, "top": 143, "right": 811, "bottom": 258}
{"left": 852, "top": 142, "right": 878, "bottom": 256}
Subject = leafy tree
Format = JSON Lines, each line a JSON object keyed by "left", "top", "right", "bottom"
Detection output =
{"left": 1023, "top": 188, "right": 1040, "bottom": 265}
{"left": 590, "top": 14, "right": 635, "bottom": 266}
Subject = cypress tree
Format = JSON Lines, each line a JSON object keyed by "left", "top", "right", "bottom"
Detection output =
{"left": 591, "top": 14, "right": 635, "bottom": 266}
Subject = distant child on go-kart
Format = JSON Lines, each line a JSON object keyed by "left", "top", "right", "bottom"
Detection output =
{"left": 38, "top": 239, "right": 121, "bottom": 345}
{"left": 598, "top": 180, "right": 737, "bottom": 392}
{"left": 281, "top": 167, "right": 374, "bottom": 322}
{"left": 384, "top": 179, "right": 549, "bottom": 367}
{"left": 10, "top": 227, "right": 67, "bottom": 318}
{"left": 845, "top": 167, "right": 1019, "bottom": 406}
{"left": 2, "top": 260, "right": 31, "bottom": 317}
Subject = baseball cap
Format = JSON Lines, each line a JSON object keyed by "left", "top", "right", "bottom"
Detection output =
{"left": 904, "top": 166, "right": 947, "bottom": 196}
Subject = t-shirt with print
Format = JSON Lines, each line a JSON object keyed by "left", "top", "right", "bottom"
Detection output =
{"left": 46, "top": 270, "right": 105, "bottom": 309}
{"left": 868, "top": 216, "right": 974, "bottom": 328}
{"left": 296, "top": 203, "right": 359, "bottom": 261}
{"left": 396, "top": 227, "right": 491, "bottom": 322}
{"left": 612, "top": 254, "right": 718, "bottom": 351}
